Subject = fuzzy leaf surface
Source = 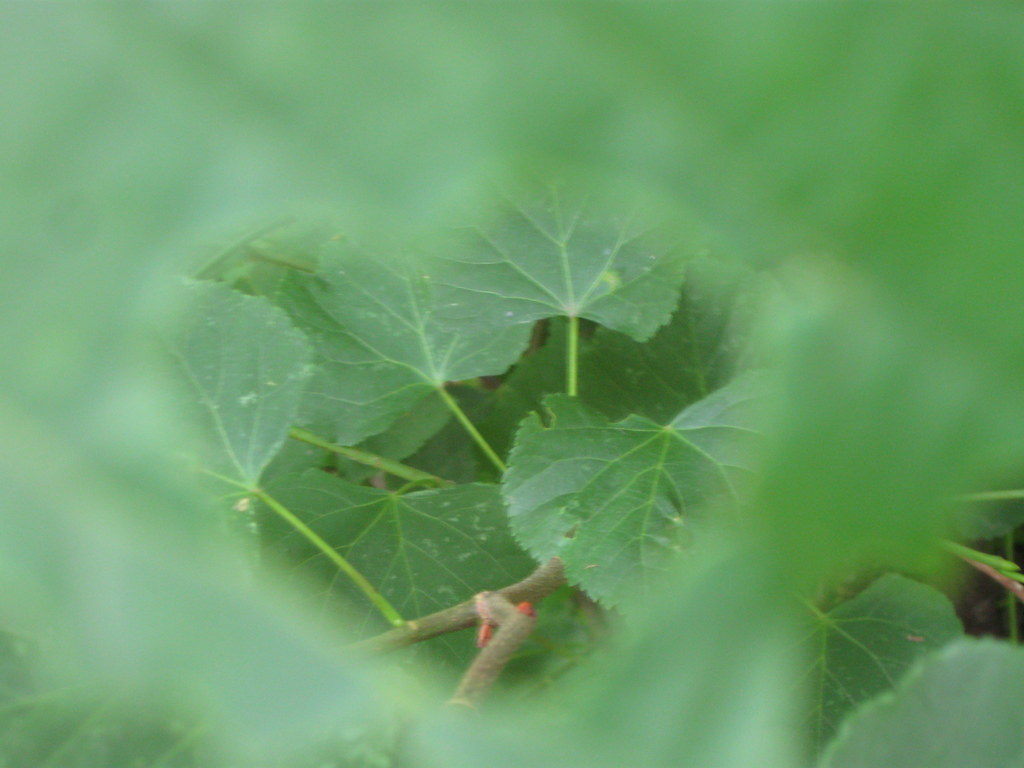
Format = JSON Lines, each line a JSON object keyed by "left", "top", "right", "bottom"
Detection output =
{"left": 503, "top": 373, "right": 766, "bottom": 606}
{"left": 801, "top": 574, "right": 962, "bottom": 752}
{"left": 433, "top": 186, "right": 687, "bottom": 341}
{"left": 276, "top": 243, "right": 530, "bottom": 446}
{"left": 170, "top": 281, "right": 313, "bottom": 486}
{"left": 260, "top": 470, "right": 534, "bottom": 649}
{"left": 820, "top": 640, "right": 1024, "bottom": 768}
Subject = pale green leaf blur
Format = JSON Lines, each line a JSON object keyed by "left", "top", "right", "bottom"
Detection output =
{"left": 3, "top": 3, "right": 1023, "bottom": 766}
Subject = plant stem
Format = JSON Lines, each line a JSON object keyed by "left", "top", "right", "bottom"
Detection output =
{"left": 942, "top": 540, "right": 1021, "bottom": 573}
{"left": 435, "top": 386, "right": 507, "bottom": 474}
{"left": 254, "top": 488, "right": 405, "bottom": 627}
{"left": 566, "top": 315, "right": 579, "bottom": 397}
{"left": 353, "top": 557, "right": 565, "bottom": 654}
{"left": 1008, "top": 530, "right": 1019, "bottom": 644}
{"left": 959, "top": 489, "right": 1024, "bottom": 502}
{"left": 288, "top": 427, "right": 448, "bottom": 486}
{"left": 448, "top": 593, "right": 537, "bottom": 708}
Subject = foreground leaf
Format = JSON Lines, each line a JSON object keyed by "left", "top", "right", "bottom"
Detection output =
{"left": 801, "top": 574, "right": 962, "bottom": 752}
{"left": 260, "top": 470, "right": 534, "bottom": 653}
{"left": 170, "top": 281, "right": 313, "bottom": 486}
{"left": 820, "top": 640, "right": 1024, "bottom": 768}
{"left": 276, "top": 243, "right": 531, "bottom": 447}
{"left": 503, "top": 373, "right": 766, "bottom": 606}
{"left": 0, "top": 682, "right": 205, "bottom": 768}
{"left": 433, "top": 185, "right": 687, "bottom": 341}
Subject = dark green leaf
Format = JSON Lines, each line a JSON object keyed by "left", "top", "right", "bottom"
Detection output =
{"left": 407, "top": 386, "right": 493, "bottom": 485}
{"left": 820, "top": 640, "right": 1024, "bottom": 768}
{"left": 477, "top": 319, "right": 571, "bottom": 459}
{"left": 276, "top": 243, "right": 531, "bottom": 446}
{"left": 504, "top": 373, "right": 766, "bottom": 606}
{"left": 170, "top": 281, "right": 313, "bottom": 486}
{"left": 578, "top": 255, "right": 766, "bottom": 423}
{"left": 260, "top": 470, "right": 534, "bottom": 650}
{"left": 801, "top": 574, "right": 962, "bottom": 752}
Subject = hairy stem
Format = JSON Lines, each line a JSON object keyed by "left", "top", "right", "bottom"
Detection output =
{"left": 254, "top": 488, "right": 405, "bottom": 627}
{"left": 448, "top": 593, "right": 537, "bottom": 708}
{"left": 351, "top": 557, "right": 565, "bottom": 653}
{"left": 436, "top": 385, "right": 507, "bottom": 474}
{"left": 289, "top": 427, "right": 449, "bottom": 487}
{"left": 566, "top": 314, "right": 579, "bottom": 397}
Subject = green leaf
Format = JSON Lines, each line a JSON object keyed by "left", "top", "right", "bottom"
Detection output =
{"left": 480, "top": 257, "right": 767, "bottom": 459}
{"left": 802, "top": 574, "right": 962, "bottom": 752}
{"left": 578, "top": 255, "right": 766, "bottom": 423}
{"left": 0, "top": 676, "right": 207, "bottom": 768}
{"left": 820, "top": 640, "right": 1024, "bottom": 768}
{"left": 170, "top": 281, "right": 313, "bottom": 486}
{"left": 0, "top": 702, "right": 204, "bottom": 767}
{"left": 276, "top": 242, "right": 531, "bottom": 446}
{"left": 407, "top": 386, "right": 494, "bottom": 485}
{"left": 503, "top": 372, "right": 766, "bottom": 606}
{"left": 259, "top": 470, "right": 534, "bottom": 648}
{"left": 433, "top": 185, "right": 688, "bottom": 341}
{"left": 477, "top": 319, "right": 571, "bottom": 460}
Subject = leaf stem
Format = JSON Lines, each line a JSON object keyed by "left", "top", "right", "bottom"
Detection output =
{"left": 566, "top": 315, "right": 579, "bottom": 397}
{"left": 288, "top": 427, "right": 449, "bottom": 487}
{"left": 435, "top": 386, "right": 507, "bottom": 474}
{"left": 1008, "top": 531, "right": 1019, "bottom": 644}
{"left": 254, "top": 487, "right": 405, "bottom": 628}
{"left": 942, "top": 540, "right": 1021, "bottom": 573}
{"left": 200, "top": 468, "right": 405, "bottom": 626}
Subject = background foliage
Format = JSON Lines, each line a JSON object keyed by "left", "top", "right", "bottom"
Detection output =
{"left": 2, "top": 3, "right": 1024, "bottom": 766}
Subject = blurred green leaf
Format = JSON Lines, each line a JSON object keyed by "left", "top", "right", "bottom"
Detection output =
{"left": 0, "top": 689, "right": 206, "bottom": 768}
{"left": 276, "top": 243, "right": 531, "bottom": 446}
{"left": 801, "top": 574, "right": 962, "bottom": 752}
{"left": 4, "top": 3, "right": 1024, "bottom": 766}
{"left": 434, "top": 184, "right": 687, "bottom": 341}
{"left": 820, "top": 640, "right": 1024, "bottom": 768}
{"left": 504, "top": 373, "right": 766, "bottom": 606}
{"left": 170, "top": 281, "right": 313, "bottom": 486}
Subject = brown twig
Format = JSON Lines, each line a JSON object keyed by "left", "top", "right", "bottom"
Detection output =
{"left": 448, "top": 593, "right": 537, "bottom": 708}
{"left": 959, "top": 555, "right": 1024, "bottom": 605}
{"left": 351, "top": 557, "right": 565, "bottom": 654}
